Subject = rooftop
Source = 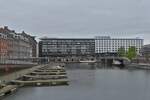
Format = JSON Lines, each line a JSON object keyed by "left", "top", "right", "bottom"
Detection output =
{"left": 40, "top": 36, "right": 143, "bottom": 40}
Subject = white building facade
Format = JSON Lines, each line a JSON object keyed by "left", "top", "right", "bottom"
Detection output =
{"left": 95, "top": 36, "right": 143, "bottom": 54}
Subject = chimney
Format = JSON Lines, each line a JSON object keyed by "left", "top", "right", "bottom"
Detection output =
{"left": 12, "top": 30, "right": 15, "bottom": 33}
{"left": 4, "top": 26, "right": 8, "bottom": 30}
{"left": 22, "top": 31, "right": 25, "bottom": 34}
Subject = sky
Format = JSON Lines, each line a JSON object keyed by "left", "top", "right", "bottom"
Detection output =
{"left": 0, "top": 0, "right": 150, "bottom": 44}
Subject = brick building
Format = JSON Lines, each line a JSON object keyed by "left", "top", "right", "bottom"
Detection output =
{"left": 0, "top": 26, "right": 37, "bottom": 64}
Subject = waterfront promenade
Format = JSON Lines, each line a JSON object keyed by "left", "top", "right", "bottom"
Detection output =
{"left": 0, "top": 65, "right": 45, "bottom": 84}
{"left": 0, "top": 63, "right": 69, "bottom": 99}
{"left": 129, "top": 63, "right": 150, "bottom": 70}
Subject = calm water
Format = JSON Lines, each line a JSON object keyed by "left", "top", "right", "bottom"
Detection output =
{"left": 3, "top": 63, "right": 150, "bottom": 100}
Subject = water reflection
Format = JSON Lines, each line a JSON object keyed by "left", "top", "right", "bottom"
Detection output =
{"left": 3, "top": 63, "right": 150, "bottom": 100}
{"left": 65, "top": 63, "right": 105, "bottom": 69}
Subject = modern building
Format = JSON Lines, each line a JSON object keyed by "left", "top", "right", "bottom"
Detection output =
{"left": 0, "top": 26, "right": 37, "bottom": 64}
{"left": 140, "top": 44, "right": 150, "bottom": 57}
{"left": 95, "top": 36, "right": 143, "bottom": 54}
{"left": 39, "top": 38, "right": 95, "bottom": 57}
{"left": 39, "top": 36, "right": 143, "bottom": 57}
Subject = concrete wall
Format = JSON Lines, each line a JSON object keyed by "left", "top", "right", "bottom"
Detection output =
{"left": 0, "top": 64, "right": 37, "bottom": 69}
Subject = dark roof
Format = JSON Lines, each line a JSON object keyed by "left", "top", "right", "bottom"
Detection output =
{"left": 40, "top": 37, "right": 143, "bottom": 40}
{"left": 40, "top": 37, "right": 94, "bottom": 40}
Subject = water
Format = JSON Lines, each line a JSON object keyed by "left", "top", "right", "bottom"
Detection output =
{"left": 3, "top": 63, "right": 150, "bottom": 100}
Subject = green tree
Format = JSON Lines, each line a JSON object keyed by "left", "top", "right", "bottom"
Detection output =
{"left": 118, "top": 47, "right": 126, "bottom": 57}
{"left": 126, "top": 46, "right": 137, "bottom": 60}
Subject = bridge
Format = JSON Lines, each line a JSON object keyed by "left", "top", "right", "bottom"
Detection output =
{"left": 6, "top": 56, "right": 130, "bottom": 67}
{"left": 47, "top": 56, "right": 130, "bottom": 67}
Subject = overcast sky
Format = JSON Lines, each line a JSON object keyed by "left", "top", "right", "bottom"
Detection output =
{"left": 0, "top": 0, "right": 150, "bottom": 44}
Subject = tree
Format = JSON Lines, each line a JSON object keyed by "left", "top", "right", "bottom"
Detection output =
{"left": 126, "top": 46, "right": 137, "bottom": 60}
{"left": 118, "top": 47, "right": 126, "bottom": 57}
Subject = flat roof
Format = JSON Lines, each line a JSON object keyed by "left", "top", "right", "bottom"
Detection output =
{"left": 40, "top": 37, "right": 143, "bottom": 40}
{"left": 40, "top": 38, "right": 94, "bottom": 40}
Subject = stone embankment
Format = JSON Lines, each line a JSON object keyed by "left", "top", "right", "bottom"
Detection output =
{"left": 0, "top": 63, "right": 68, "bottom": 99}
{"left": 128, "top": 63, "right": 150, "bottom": 70}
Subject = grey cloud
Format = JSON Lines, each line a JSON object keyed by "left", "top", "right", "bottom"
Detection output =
{"left": 0, "top": 0, "right": 150, "bottom": 44}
